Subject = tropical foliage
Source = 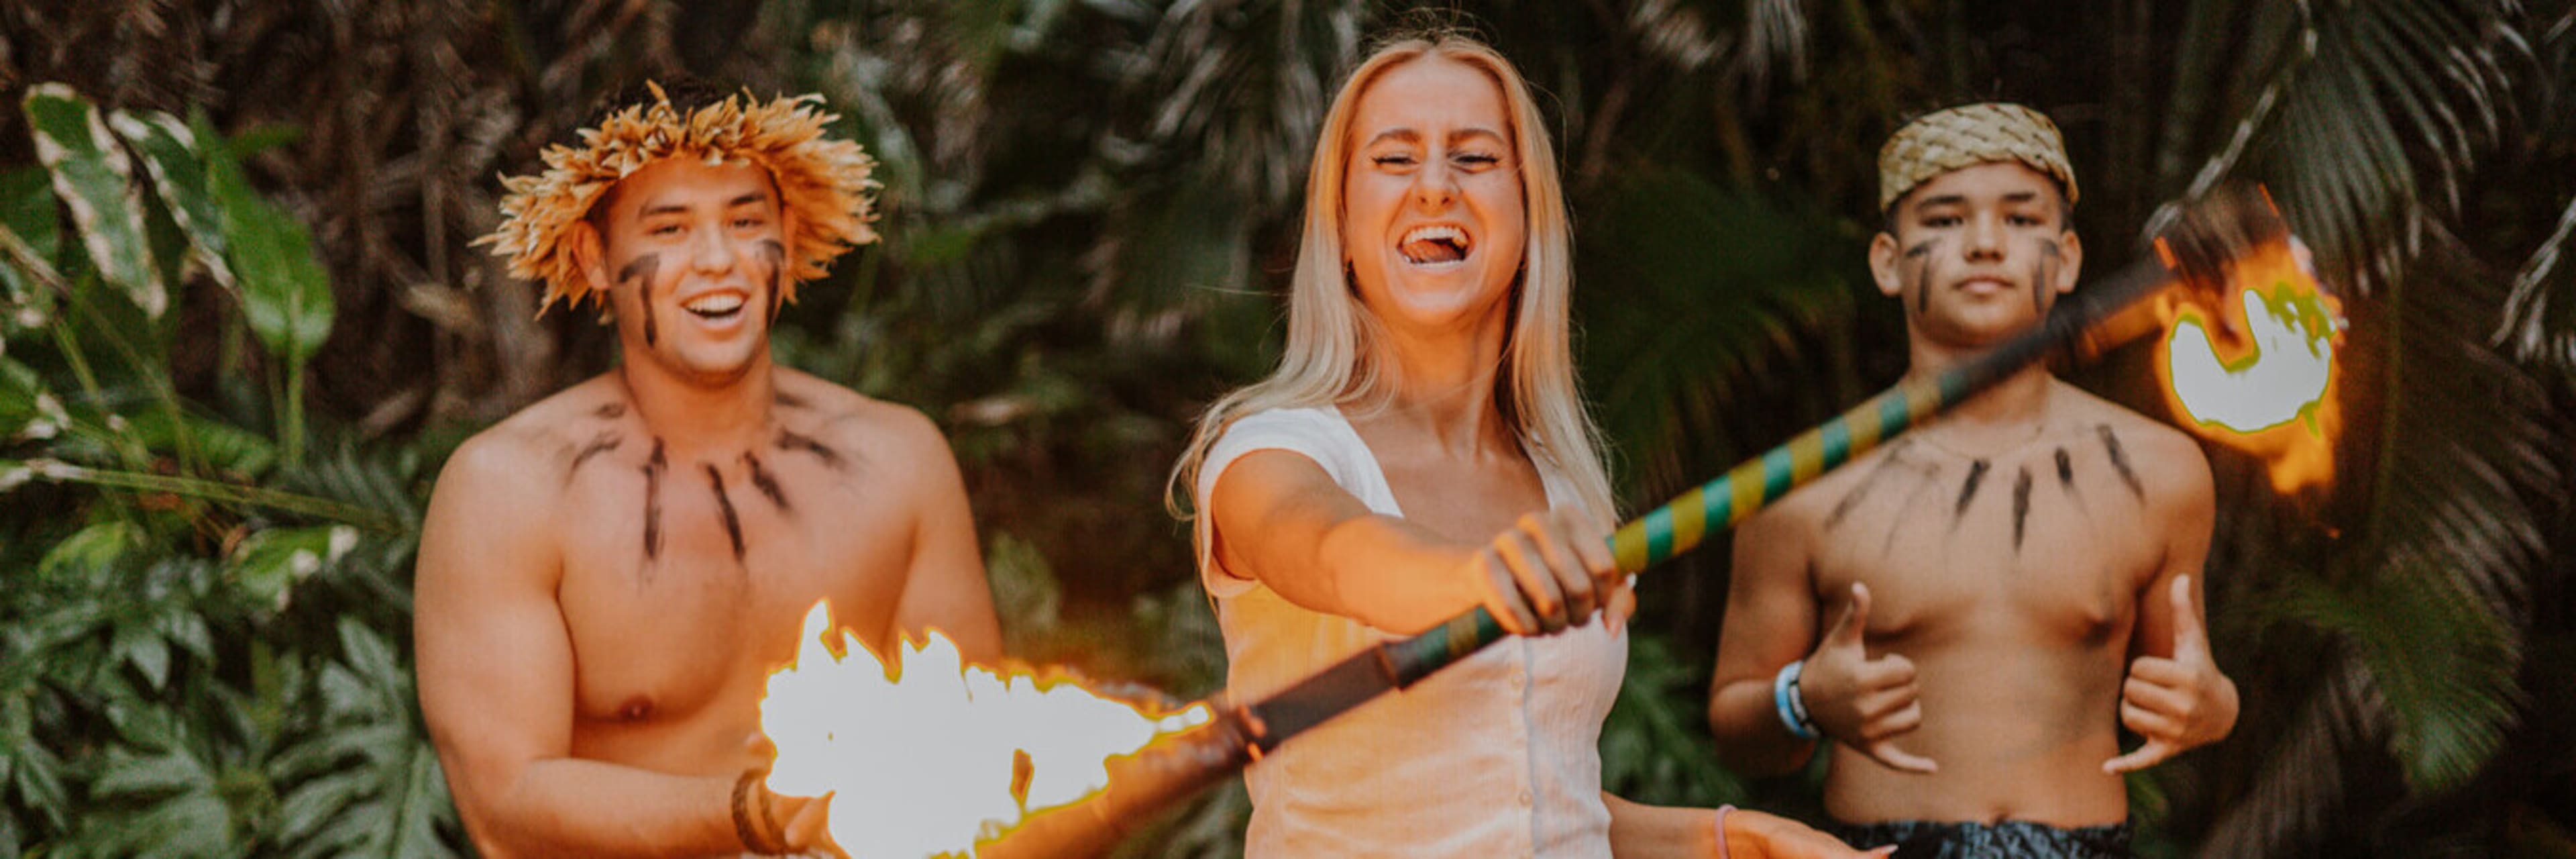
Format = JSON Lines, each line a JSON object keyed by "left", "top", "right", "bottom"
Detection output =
{"left": 3, "top": 1, "right": 2572, "bottom": 856}
{"left": 1, "top": 83, "right": 456, "bottom": 856}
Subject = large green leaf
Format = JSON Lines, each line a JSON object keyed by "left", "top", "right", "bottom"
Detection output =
{"left": 0, "top": 166, "right": 62, "bottom": 322}
{"left": 23, "top": 84, "right": 166, "bottom": 318}
{"left": 121, "top": 408, "right": 279, "bottom": 476}
{"left": 81, "top": 759, "right": 237, "bottom": 858}
{"left": 205, "top": 123, "right": 331, "bottom": 367}
{"left": 284, "top": 744, "right": 455, "bottom": 859}
{"left": 35, "top": 519, "right": 145, "bottom": 579}
{"left": 109, "top": 109, "right": 234, "bottom": 290}
{"left": 113, "top": 621, "right": 172, "bottom": 691}
{"left": 274, "top": 770, "right": 367, "bottom": 844}
{"left": 91, "top": 746, "right": 213, "bottom": 799}
{"left": 80, "top": 740, "right": 239, "bottom": 855}
{"left": 0, "top": 356, "right": 67, "bottom": 441}
{"left": 267, "top": 619, "right": 458, "bottom": 858}
{"left": 227, "top": 525, "right": 357, "bottom": 613}
{"left": 11, "top": 748, "right": 69, "bottom": 833}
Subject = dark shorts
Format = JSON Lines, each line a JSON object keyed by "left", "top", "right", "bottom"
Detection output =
{"left": 1823, "top": 818, "right": 2135, "bottom": 859}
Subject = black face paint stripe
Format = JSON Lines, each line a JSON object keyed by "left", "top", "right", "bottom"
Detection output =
{"left": 2012, "top": 466, "right": 2033, "bottom": 551}
{"left": 705, "top": 464, "right": 745, "bottom": 563}
{"left": 743, "top": 452, "right": 789, "bottom": 511}
{"left": 2055, "top": 447, "right": 2075, "bottom": 487}
{"left": 2035, "top": 242, "right": 2061, "bottom": 313}
{"left": 1907, "top": 240, "right": 1937, "bottom": 315}
{"left": 642, "top": 438, "right": 667, "bottom": 564}
{"left": 567, "top": 432, "right": 623, "bottom": 483}
{"left": 619, "top": 255, "right": 663, "bottom": 347}
{"left": 1827, "top": 441, "right": 1909, "bottom": 530}
{"left": 1881, "top": 464, "right": 1943, "bottom": 560}
{"left": 1953, "top": 458, "right": 1991, "bottom": 523}
{"left": 756, "top": 239, "right": 786, "bottom": 321}
{"left": 2096, "top": 424, "right": 2145, "bottom": 500}
{"left": 777, "top": 429, "right": 848, "bottom": 471}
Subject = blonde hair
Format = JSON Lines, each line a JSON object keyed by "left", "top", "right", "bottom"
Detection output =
{"left": 1169, "top": 31, "right": 1618, "bottom": 529}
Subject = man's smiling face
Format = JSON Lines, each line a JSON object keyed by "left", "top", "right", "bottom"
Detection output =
{"left": 590, "top": 157, "right": 792, "bottom": 386}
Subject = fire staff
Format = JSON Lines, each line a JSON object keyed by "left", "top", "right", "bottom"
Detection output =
{"left": 415, "top": 79, "right": 1003, "bottom": 858}
{"left": 1707, "top": 103, "right": 2241, "bottom": 859}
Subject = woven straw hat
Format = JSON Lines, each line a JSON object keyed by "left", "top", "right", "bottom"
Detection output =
{"left": 1878, "top": 103, "right": 2078, "bottom": 213}
{"left": 478, "top": 82, "right": 879, "bottom": 315}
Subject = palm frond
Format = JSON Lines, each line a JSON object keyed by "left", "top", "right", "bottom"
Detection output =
{"left": 2152, "top": 0, "right": 2522, "bottom": 293}
{"left": 2492, "top": 8, "right": 2576, "bottom": 370}
{"left": 1132, "top": 0, "right": 1360, "bottom": 207}
{"left": 2198, "top": 221, "right": 2569, "bottom": 856}
{"left": 1575, "top": 166, "right": 1864, "bottom": 499}
{"left": 2496, "top": 195, "right": 2576, "bottom": 369}
{"left": 2203, "top": 658, "right": 2387, "bottom": 858}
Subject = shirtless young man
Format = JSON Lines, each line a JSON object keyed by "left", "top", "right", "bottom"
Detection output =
{"left": 415, "top": 82, "right": 1002, "bottom": 857}
{"left": 1706, "top": 104, "right": 2239, "bottom": 858}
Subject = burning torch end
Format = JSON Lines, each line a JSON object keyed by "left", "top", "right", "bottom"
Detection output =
{"left": 2161, "top": 185, "right": 2297, "bottom": 338}
{"left": 2068, "top": 285, "right": 2174, "bottom": 363}
{"left": 2068, "top": 185, "right": 2298, "bottom": 363}
{"left": 975, "top": 700, "right": 1265, "bottom": 859}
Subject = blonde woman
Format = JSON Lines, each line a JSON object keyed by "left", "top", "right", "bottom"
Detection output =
{"left": 1174, "top": 31, "right": 1878, "bottom": 859}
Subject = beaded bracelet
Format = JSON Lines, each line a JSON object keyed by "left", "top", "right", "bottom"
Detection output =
{"left": 733, "top": 768, "right": 788, "bottom": 855}
{"left": 1772, "top": 660, "right": 1819, "bottom": 740}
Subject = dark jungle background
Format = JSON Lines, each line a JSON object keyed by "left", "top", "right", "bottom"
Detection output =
{"left": 3, "top": 1, "right": 2573, "bottom": 856}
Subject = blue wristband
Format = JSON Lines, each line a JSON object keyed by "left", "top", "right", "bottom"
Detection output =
{"left": 1773, "top": 660, "right": 1819, "bottom": 740}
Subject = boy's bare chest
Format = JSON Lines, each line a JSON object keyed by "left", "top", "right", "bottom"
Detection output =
{"left": 1805, "top": 431, "right": 2164, "bottom": 643}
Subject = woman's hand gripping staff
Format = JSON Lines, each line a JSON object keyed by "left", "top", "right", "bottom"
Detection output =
{"left": 1459, "top": 507, "right": 1633, "bottom": 637}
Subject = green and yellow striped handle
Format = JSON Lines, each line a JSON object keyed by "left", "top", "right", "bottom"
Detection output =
{"left": 1609, "top": 374, "right": 1965, "bottom": 572}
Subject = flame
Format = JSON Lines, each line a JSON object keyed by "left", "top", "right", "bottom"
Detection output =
{"left": 759, "top": 601, "right": 1212, "bottom": 857}
{"left": 2154, "top": 236, "right": 2345, "bottom": 493}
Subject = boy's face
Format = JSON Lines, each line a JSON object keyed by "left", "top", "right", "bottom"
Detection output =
{"left": 1870, "top": 160, "right": 2082, "bottom": 350}
{"left": 580, "top": 157, "right": 792, "bottom": 385}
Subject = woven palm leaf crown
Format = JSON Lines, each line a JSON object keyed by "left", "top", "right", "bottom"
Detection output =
{"left": 480, "top": 81, "right": 879, "bottom": 315}
{"left": 1878, "top": 102, "right": 2079, "bottom": 213}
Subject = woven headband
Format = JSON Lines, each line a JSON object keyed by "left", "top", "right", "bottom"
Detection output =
{"left": 478, "top": 82, "right": 879, "bottom": 315}
{"left": 1878, "top": 102, "right": 2078, "bottom": 213}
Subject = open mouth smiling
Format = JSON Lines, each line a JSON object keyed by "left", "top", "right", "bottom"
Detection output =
{"left": 1398, "top": 223, "right": 1474, "bottom": 268}
{"left": 682, "top": 291, "right": 748, "bottom": 321}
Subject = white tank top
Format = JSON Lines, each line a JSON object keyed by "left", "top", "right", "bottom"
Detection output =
{"left": 1194, "top": 406, "right": 1625, "bottom": 858}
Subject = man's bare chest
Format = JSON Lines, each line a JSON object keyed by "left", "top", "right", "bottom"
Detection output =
{"left": 1805, "top": 428, "right": 2165, "bottom": 642}
{"left": 547, "top": 428, "right": 915, "bottom": 721}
